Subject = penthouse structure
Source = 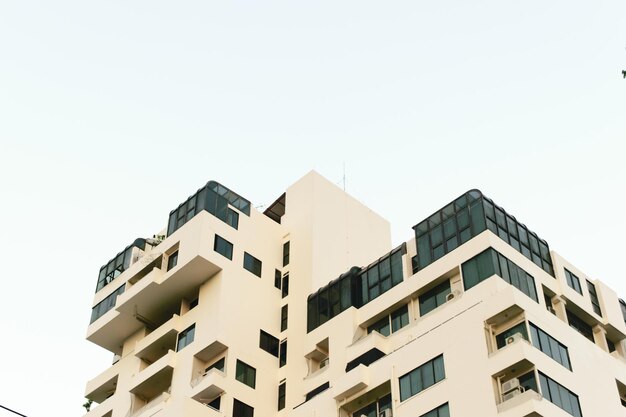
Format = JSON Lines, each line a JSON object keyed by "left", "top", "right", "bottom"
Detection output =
{"left": 84, "top": 171, "right": 626, "bottom": 417}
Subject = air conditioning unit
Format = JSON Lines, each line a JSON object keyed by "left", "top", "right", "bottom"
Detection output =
{"left": 501, "top": 377, "right": 520, "bottom": 394}
{"left": 446, "top": 290, "right": 461, "bottom": 302}
{"left": 502, "top": 387, "right": 524, "bottom": 402}
{"left": 505, "top": 333, "right": 524, "bottom": 345}
{"left": 379, "top": 409, "right": 392, "bottom": 417}
{"left": 320, "top": 357, "right": 330, "bottom": 369}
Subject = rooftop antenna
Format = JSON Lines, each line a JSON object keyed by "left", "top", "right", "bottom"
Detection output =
{"left": 342, "top": 162, "right": 346, "bottom": 192}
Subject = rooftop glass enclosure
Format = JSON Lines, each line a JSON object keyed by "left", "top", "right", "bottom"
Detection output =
{"left": 307, "top": 244, "right": 406, "bottom": 332}
{"left": 167, "top": 181, "right": 251, "bottom": 236}
{"left": 96, "top": 238, "right": 146, "bottom": 293}
{"left": 412, "top": 189, "right": 554, "bottom": 276}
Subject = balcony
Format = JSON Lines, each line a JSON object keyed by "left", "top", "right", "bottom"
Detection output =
{"left": 347, "top": 331, "right": 390, "bottom": 363}
{"left": 85, "top": 360, "right": 120, "bottom": 403}
{"left": 190, "top": 368, "right": 226, "bottom": 402}
{"left": 130, "top": 350, "right": 175, "bottom": 400}
{"left": 83, "top": 395, "right": 113, "bottom": 417}
{"left": 182, "top": 397, "right": 224, "bottom": 416}
{"left": 332, "top": 364, "right": 370, "bottom": 400}
{"left": 131, "top": 391, "right": 170, "bottom": 417}
{"left": 135, "top": 314, "right": 184, "bottom": 363}
{"left": 497, "top": 389, "right": 546, "bottom": 416}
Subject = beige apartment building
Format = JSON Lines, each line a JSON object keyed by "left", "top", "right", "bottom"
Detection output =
{"left": 84, "top": 171, "right": 626, "bottom": 417}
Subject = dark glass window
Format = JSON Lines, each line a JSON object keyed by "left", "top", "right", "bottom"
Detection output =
{"left": 420, "top": 403, "right": 450, "bottom": 417}
{"left": 413, "top": 190, "right": 554, "bottom": 276}
{"left": 279, "top": 339, "right": 287, "bottom": 367}
{"left": 206, "top": 357, "right": 225, "bottom": 373}
{"left": 538, "top": 372, "right": 582, "bottom": 417}
{"left": 167, "top": 251, "right": 178, "bottom": 271}
{"left": 274, "top": 269, "right": 281, "bottom": 290}
{"left": 235, "top": 360, "right": 256, "bottom": 389}
{"left": 283, "top": 241, "right": 290, "bottom": 266}
{"left": 167, "top": 181, "right": 250, "bottom": 236}
{"left": 260, "top": 330, "right": 279, "bottom": 357}
{"left": 233, "top": 398, "right": 254, "bottom": 417}
{"left": 305, "top": 382, "right": 329, "bottom": 401}
{"left": 462, "top": 248, "right": 538, "bottom": 302}
{"left": 282, "top": 273, "right": 289, "bottom": 298}
{"left": 354, "top": 393, "right": 391, "bottom": 417}
{"left": 399, "top": 354, "right": 445, "bottom": 401}
{"left": 214, "top": 235, "right": 233, "bottom": 260}
{"left": 243, "top": 252, "right": 262, "bottom": 277}
{"left": 586, "top": 280, "right": 602, "bottom": 316}
{"left": 96, "top": 239, "right": 146, "bottom": 292}
{"left": 90, "top": 285, "right": 125, "bottom": 323}
{"left": 566, "top": 310, "right": 594, "bottom": 342}
{"left": 495, "top": 322, "right": 528, "bottom": 349}
{"left": 419, "top": 280, "right": 451, "bottom": 316}
{"left": 368, "top": 305, "right": 409, "bottom": 336}
{"left": 278, "top": 382, "right": 286, "bottom": 411}
{"left": 281, "top": 305, "right": 288, "bottom": 331}
{"left": 346, "top": 348, "right": 385, "bottom": 372}
{"left": 360, "top": 247, "right": 404, "bottom": 305}
{"left": 564, "top": 269, "right": 582, "bottom": 295}
{"left": 207, "top": 396, "right": 221, "bottom": 410}
{"left": 177, "top": 324, "right": 195, "bottom": 351}
{"left": 189, "top": 298, "right": 198, "bottom": 310}
{"left": 529, "top": 322, "right": 571, "bottom": 370}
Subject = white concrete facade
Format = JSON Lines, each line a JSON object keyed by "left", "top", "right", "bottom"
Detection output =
{"left": 84, "top": 171, "right": 626, "bottom": 417}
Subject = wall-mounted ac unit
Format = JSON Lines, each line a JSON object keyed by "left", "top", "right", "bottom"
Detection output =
{"left": 506, "top": 333, "right": 524, "bottom": 345}
{"left": 501, "top": 377, "right": 520, "bottom": 394}
{"left": 446, "top": 290, "right": 461, "bottom": 302}
{"left": 502, "top": 387, "right": 524, "bottom": 402}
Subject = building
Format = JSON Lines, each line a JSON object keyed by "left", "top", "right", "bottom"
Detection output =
{"left": 84, "top": 171, "right": 626, "bottom": 417}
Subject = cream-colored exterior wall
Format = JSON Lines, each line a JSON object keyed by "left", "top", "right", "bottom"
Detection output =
{"left": 84, "top": 172, "right": 626, "bottom": 417}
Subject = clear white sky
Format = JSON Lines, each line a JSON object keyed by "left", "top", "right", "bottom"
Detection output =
{"left": 0, "top": 1, "right": 625, "bottom": 416}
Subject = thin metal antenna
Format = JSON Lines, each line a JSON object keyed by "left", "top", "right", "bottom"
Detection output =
{"left": 342, "top": 162, "right": 346, "bottom": 191}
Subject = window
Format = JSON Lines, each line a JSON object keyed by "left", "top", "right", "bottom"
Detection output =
{"left": 90, "top": 285, "right": 125, "bottom": 323}
{"left": 166, "top": 181, "right": 250, "bottom": 236}
{"left": 243, "top": 252, "right": 262, "bottom": 277}
{"left": 462, "top": 247, "right": 538, "bottom": 302}
{"left": 167, "top": 251, "right": 178, "bottom": 271}
{"left": 189, "top": 297, "right": 198, "bottom": 310}
{"left": 346, "top": 348, "right": 385, "bottom": 372}
{"left": 495, "top": 322, "right": 528, "bottom": 349}
{"left": 399, "top": 354, "right": 445, "bottom": 401}
{"left": 360, "top": 247, "right": 404, "bottom": 305}
{"left": 566, "top": 310, "right": 594, "bottom": 342}
{"left": 538, "top": 372, "right": 582, "bottom": 417}
{"left": 564, "top": 269, "right": 582, "bottom": 295}
{"left": 353, "top": 393, "right": 391, "bottom": 417}
{"left": 282, "top": 273, "right": 289, "bottom": 298}
{"left": 529, "top": 322, "right": 571, "bottom": 370}
{"left": 420, "top": 403, "right": 450, "bottom": 417}
{"left": 274, "top": 269, "right": 282, "bottom": 289}
{"left": 279, "top": 339, "right": 287, "bottom": 367}
{"left": 206, "top": 357, "right": 225, "bottom": 373}
{"left": 305, "top": 382, "right": 329, "bottom": 401}
{"left": 278, "top": 381, "right": 286, "bottom": 411}
{"left": 259, "top": 330, "right": 279, "bottom": 357}
{"left": 235, "top": 360, "right": 256, "bottom": 389}
{"left": 214, "top": 235, "right": 233, "bottom": 260}
{"left": 281, "top": 305, "right": 288, "bottom": 331}
{"left": 368, "top": 305, "right": 409, "bottom": 336}
{"left": 177, "top": 324, "right": 195, "bottom": 351}
{"left": 586, "top": 280, "right": 602, "bottom": 316}
{"left": 413, "top": 190, "right": 554, "bottom": 276}
{"left": 419, "top": 280, "right": 451, "bottom": 316}
{"left": 283, "top": 241, "right": 290, "bottom": 266}
{"left": 207, "top": 396, "right": 221, "bottom": 410}
{"left": 233, "top": 398, "right": 254, "bottom": 417}
{"left": 96, "top": 239, "right": 146, "bottom": 292}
